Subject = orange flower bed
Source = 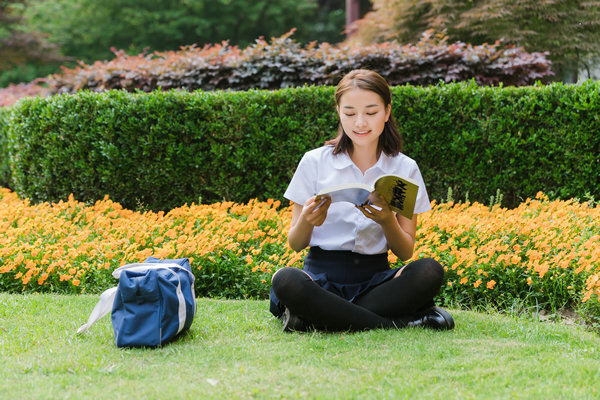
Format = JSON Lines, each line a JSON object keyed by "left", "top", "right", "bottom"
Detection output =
{"left": 0, "top": 188, "right": 598, "bottom": 311}
{"left": 412, "top": 192, "right": 600, "bottom": 310}
{"left": 0, "top": 188, "right": 302, "bottom": 296}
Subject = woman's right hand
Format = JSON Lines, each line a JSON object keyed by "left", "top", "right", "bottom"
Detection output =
{"left": 299, "top": 195, "right": 331, "bottom": 227}
{"left": 288, "top": 196, "right": 331, "bottom": 252}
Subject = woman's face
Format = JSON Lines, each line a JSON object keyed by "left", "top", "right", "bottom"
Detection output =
{"left": 337, "top": 88, "right": 391, "bottom": 151}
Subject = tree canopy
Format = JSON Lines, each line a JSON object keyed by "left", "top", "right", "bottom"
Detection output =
{"left": 348, "top": 0, "right": 600, "bottom": 80}
{"left": 0, "top": 0, "right": 64, "bottom": 71}
{"left": 1, "top": 0, "right": 344, "bottom": 87}
{"left": 24, "top": 0, "right": 345, "bottom": 64}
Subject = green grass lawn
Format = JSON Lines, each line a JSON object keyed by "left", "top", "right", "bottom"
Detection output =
{"left": 1, "top": 293, "right": 599, "bottom": 400}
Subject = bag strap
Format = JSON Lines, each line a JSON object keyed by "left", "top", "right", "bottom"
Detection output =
{"left": 173, "top": 275, "right": 187, "bottom": 334}
{"left": 112, "top": 262, "right": 195, "bottom": 282}
{"left": 76, "top": 286, "right": 118, "bottom": 334}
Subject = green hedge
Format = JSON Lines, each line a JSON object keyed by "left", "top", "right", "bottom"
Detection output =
{"left": 0, "top": 107, "right": 12, "bottom": 189}
{"left": 7, "top": 88, "right": 337, "bottom": 210}
{"left": 397, "top": 81, "right": 600, "bottom": 206}
{"left": 5, "top": 82, "right": 600, "bottom": 210}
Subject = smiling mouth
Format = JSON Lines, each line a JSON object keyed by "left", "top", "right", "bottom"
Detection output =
{"left": 354, "top": 130, "right": 371, "bottom": 135}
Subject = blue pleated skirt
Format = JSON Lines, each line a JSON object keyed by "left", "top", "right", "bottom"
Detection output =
{"left": 269, "top": 247, "right": 401, "bottom": 317}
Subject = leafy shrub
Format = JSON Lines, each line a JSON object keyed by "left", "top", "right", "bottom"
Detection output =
{"left": 0, "top": 30, "right": 552, "bottom": 108}
{"left": 0, "top": 107, "right": 13, "bottom": 188}
{"left": 45, "top": 30, "right": 553, "bottom": 93}
{"left": 0, "top": 81, "right": 49, "bottom": 108}
{"left": 6, "top": 81, "right": 599, "bottom": 210}
{"left": 7, "top": 87, "right": 337, "bottom": 211}
{"left": 396, "top": 80, "right": 600, "bottom": 206}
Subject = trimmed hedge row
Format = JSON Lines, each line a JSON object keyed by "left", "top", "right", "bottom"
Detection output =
{"left": 4, "top": 82, "right": 600, "bottom": 210}
{"left": 6, "top": 88, "right": 337, "bottom": 211}
{"left": 0, "top": 107, "right": 12, "bottom": 189}
{"left": 397, "top": 81, "right": 600, "bottom": 206}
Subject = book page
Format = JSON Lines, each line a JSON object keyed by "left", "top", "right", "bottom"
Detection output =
{"left": 316, "top": 183, "right": 371, "bottom": 206}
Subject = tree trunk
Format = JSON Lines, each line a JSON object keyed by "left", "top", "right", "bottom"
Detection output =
{"left": 345, "top": 0, "right": 360, "bottom": 37}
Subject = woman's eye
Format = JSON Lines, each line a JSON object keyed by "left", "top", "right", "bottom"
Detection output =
{"left": 343, "top": 112, "right": 378, "bottom": 117}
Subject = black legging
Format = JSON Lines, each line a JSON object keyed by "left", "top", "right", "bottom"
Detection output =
{"left": 271, "top": 258, "right": 444, "bottom": 331}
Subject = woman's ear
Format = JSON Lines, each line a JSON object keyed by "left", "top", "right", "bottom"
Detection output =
{"left": 385, "top": 104, "right": 392, "bottom": 122}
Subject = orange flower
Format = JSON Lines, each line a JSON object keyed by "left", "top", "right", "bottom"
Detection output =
{"left": 534, "top": 263, "right": 549, "bottom": 278}
{"left": 487, "top": 280, "right": 496, "bottom": 290}
{"left": 38, "top": 273, "right": 49, "bottom": 285}
{"left": 14, "top": 254, "right": 24, "bottom": 265}
{"left": 177, "top": 235, "right": 187, "bottom": 244}
{"left": 0, "top": 264, "right": 15, "bottom": 273}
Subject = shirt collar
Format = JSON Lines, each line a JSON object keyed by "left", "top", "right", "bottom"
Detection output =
{"left": 330, "top": 151, "right": 355, "bottom": 170}
{"left": 330, "top": 149, "right": 394, "bottom": 175}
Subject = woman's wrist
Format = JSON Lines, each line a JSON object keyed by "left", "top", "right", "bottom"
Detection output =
{"left": 382, "top": 218, "right": 414, "bottom": 260}
{"left": 288, "top": 219, "right": 314, "bottom": 252}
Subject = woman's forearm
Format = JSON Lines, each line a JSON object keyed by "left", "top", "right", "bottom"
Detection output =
{"left": 381, "top": 222, "right": 414, "bottom": 260}
{"left": 287, "top": 198, "right": 331, "bottom": 252}
{"left": 287, "top": 219, "right": 315, "bottom": 252}
{"left": 380, "top": 214, "right": 417, "bottom": 261}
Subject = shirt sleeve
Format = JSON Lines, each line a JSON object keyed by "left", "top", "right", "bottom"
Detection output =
{"left": 284, "top": 151, "right": 319, "bottom": 205}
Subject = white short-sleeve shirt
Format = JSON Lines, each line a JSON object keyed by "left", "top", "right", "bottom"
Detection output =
{"left": 284, "top": 145, "right": 431, "bottom": 255}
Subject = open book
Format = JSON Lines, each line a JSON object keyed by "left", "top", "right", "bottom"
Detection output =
{"left": 315, "top": 174, "right": 419, "bottom": 219}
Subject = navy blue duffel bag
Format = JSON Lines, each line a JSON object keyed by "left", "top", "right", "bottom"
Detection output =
{"left": 77, "top": 257, "right": 196, "bottom": 348}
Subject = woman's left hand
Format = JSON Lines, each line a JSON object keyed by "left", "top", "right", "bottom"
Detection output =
{"left": 356, "top": 192, "right": 396, "bottom": 227}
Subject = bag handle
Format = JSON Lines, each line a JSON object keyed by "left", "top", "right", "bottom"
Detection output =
{"left": 76, "top": 287, "right": 118, "bottom": 334}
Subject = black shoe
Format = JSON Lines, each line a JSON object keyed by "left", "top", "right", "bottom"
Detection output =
{"left": 407, "top": 306, "right": 455, "bottom": 330}
{"left": 281, "top": 308, "right": 309, "bottom": 332}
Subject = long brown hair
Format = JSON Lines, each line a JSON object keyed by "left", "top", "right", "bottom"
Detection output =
{"left": 325, "top": 69, "right": 403, "bottom": 156}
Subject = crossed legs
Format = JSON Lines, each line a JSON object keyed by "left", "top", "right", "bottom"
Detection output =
{"left": 270, "top": 258, "right": 445, "bottom": 331}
